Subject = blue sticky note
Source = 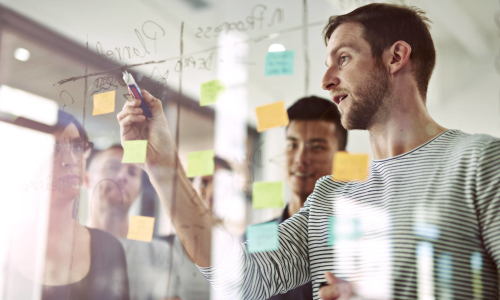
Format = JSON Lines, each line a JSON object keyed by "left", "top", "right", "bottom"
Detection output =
{"left": 265, "top": 50, "right": 295, "bottom": 76}
{"left": 247, "top": 221, "right": 279, "bottom": 253}
{"left": 327, "top": 216, "right": 363, "bottom": 246}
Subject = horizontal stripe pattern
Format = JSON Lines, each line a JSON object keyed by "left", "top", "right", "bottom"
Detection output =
{"left": 199, "top": 130, "right": 500, "bottom": 300}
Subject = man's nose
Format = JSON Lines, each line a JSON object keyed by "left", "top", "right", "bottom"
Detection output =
{"left": 294, "top": 145, "right": 310, "bottom": 165}
{"left": 322, "top": 66, "right": 340, "bottom": 90}
{"left": 116, "top": 169, "right": 128, "bottom": 185}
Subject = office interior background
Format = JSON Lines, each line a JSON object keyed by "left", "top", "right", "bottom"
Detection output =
{"left": 0, "top": 0, "right": 499, "bottom": 299}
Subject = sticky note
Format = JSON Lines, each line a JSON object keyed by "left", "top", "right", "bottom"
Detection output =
{"left": 252, "top": 181, "right": 283, "bottom": 209}
{"left": 327, "top": 216, "right": 363, "bottom": 246}
{"left": 255, "top": 101, "right": 289, "bottom": 132}
{"left": 332, "top": 151, "right": 369, "bottom": 181}
{"left": 247, "top": 221, "right": 279, "bottom": 253}
{"left": 200, "top": 80, "right": 225, "bottom": 106}
{"left": 186, "top": 150, "right": 214, "bottom": 177}
{"left": 127, "top": 215, "right": 155, "bottom": 242}
{"left": 92, "top": 90, "right": 115, "bottom": 115}
{"left": 122, "top": 140, "right": 148, "bottom": 163}
{"left": 265, "top": 50, "right": 295, "bottom": 76}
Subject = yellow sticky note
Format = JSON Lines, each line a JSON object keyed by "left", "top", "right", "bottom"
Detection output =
{"left": 186, "top": 150, "right": 214, "bottom": 177}
{"left": 200, "top": 80, "right": 225, "bottom": 106}
{"left": 93, "top": 90, "right": 115, "bottom": 115}
{"left": 122, "top": 140, "right": 148, "bottom": 163}
{"left": 255, "top": 101, "right": 289, "bottom": 132}
{"left": 127, "top": 215, "right": 155, "bottom": 242}
{"left": 332, "top": 151, "right": 370, "bottom": 181}
{"left": 252, "top": 181, "right": 284, "bottom": 209}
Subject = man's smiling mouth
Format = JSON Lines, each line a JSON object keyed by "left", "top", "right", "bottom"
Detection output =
{"left": 291, "top": 172, "right": 314, "bottom": 178}
{"left": 333, "top": 94, "right": 349, "bottom": 104}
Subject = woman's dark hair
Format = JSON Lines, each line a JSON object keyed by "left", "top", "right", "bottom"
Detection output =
{"left": 287, "top": 96, "right": 347, "bottom": 150}
{"left": 323, "top": 3, "right": 436, "bottom": 100}
{"left": 54, "top": 110, "right": 89, "bottom": 143}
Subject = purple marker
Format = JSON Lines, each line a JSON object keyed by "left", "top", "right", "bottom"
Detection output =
{"left": 122, "top": 71, "right": 153, "bottom": 118}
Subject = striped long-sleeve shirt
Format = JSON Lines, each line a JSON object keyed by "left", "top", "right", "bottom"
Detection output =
{"left": 199, "top": 130, "right": 500, "bottom": 300}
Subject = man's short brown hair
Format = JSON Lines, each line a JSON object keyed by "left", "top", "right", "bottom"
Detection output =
{"left": 323, "top": 3, "right": 436, "bottom": 100}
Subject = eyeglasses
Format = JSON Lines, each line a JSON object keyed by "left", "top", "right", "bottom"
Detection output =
{"left": 53, "top": 141, "right": 94, "bottom": 160}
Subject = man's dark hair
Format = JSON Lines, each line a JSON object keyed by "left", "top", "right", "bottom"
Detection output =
{"left": 323, "top": 3, "right": 436, "bottom": 100}
{"left": 287, "top": 96, "right": 347, "bottom": 150}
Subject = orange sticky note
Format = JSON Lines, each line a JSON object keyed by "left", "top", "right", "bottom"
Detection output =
{"left": 332, "top": 151, "right": 370, "bottom": 181}
{"left": 255, "top": 101, "right": 289, "bottom": 132}
{"left": 93, "top": 90, "right": 115, "bottom": 115}
{"left": 127, "top": 216, "right": 155, "bottom": 242}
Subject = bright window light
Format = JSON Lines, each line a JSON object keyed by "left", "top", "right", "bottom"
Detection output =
{"left": 268, "top": 44, "right": 285, "bottom": 52}
{"left": 14, "top": 48, "right": 30, "bottom": 61}
{"left": 0, "top": 85, "right": 58, "bottom": 126}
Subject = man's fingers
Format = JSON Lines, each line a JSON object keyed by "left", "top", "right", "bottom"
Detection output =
{"left": 117, "top": 101, "right": 143, "bottom": 121}
{"left": 124, "top": 98, "right": 141, "bottom": 107}
{"left": 142, "top": 90, "right": 165, "bottom": 119}
{"left": 318, "top": 284, "right": 339, "bottom": 300}
{"left": 318, "top": 272, "right": 341, "bottom": 300}
{"left": 119, "top": 114, "right": 146, "bottom": 127}
{"left": 142, "top": 90, "right": 158, "bottom": 107}
{"left": 325, "top": 272, "right": 337, "bottom": 285}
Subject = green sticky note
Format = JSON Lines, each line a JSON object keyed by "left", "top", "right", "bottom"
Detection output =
{"left": 186, "top": 150, "right": 214, "bottom": 177}
{"left": 265, "top": 50, "right": 295, "bottom": 76}
{"left": 200, "top": 80, "right": 226, "bottom": 106}
{"left": 252, "top": 181, "right": 283, "bottom": 209}
{"left": 247, "top": 221, "right": 279, "bottom": 253}
{"left": 122, "top": 140, "right": 148, "bottom": 163}
{"left": 327, "top": 216, "right": 363, "bottom": 246}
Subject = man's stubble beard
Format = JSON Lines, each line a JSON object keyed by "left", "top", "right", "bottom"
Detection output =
{"left": 341, "top": 62, "right": 390, "bottom": 130}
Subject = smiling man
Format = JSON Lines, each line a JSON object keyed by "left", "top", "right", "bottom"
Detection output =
{"left": 117, "top": 3, "right": 500, "bottom": 300}
{"left": 245, "top": 96, "right": 346, "bottom": 300}
{"left": 284, "top": 97, "right": 347, "bottom": 220}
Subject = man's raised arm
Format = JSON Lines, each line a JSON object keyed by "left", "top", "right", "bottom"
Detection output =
{"left": 117, "top": 90, "right": 219, "bottom": 267}
{"left": 117, "top": 91, "right": 311, "bottom": 299}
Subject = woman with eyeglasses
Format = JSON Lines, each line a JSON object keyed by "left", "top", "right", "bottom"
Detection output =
{"left": 7, "top": 110, "right": 130, "bottom": 300}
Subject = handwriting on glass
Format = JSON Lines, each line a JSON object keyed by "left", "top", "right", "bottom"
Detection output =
{"left": 96, "top": 20, "right": 166, "bottom": 62}
{"left": 195, "top": 4, "right": 284, "bottom": 38}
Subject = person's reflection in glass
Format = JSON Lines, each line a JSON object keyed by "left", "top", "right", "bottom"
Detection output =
{"left": 85, "top": 145, "right": 181, "bottom": 300}
{"left": 7, "top": 110, "right": 129, "bottom": 300}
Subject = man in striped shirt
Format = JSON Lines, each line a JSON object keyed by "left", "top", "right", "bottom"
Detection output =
{"left": 117, "top": 3, "right": 500, "bottom": 300}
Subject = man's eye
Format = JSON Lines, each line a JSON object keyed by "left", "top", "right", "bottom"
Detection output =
{"left": 287, "top": 143, "right": 297, "bottom": 150}
{"left": 72, "top": 144, "right": 83, "bottom": 152}
{"left": 340, "top": 56, "right": 349, "bottom": 65}
{"left": 306, "top": 143, "right": 324, "bottom": 151}
{"left": 107, "top": 165, "right": 120, "bottom": 172}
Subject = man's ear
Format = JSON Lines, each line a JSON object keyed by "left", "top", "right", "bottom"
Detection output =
{"left": 387, "top": 40, "right": 412, "bottom": 75}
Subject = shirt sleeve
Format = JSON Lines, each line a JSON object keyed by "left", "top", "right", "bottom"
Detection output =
{"left": 475, "top": 138, "right": 500, "bottom": 271}
{"left": 198, "top": 194, "right": 311, "bottom": 300}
